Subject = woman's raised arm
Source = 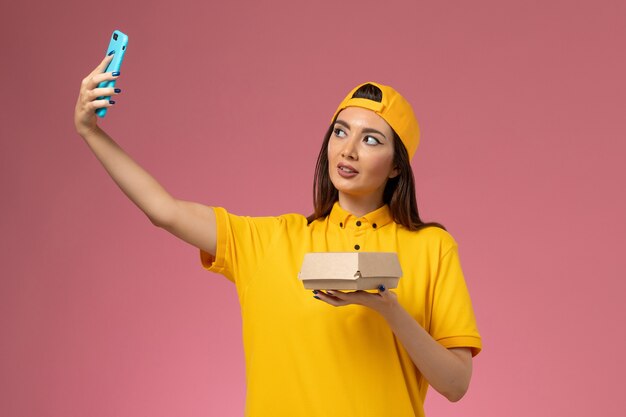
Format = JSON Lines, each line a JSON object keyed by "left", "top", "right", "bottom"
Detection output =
{"left": 74, "top": 54, "right": 217, "bottom": 256}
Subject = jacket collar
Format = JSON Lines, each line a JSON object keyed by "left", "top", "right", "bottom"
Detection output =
{"left": 328, "top": 201, "right": 393, "bottom": 230}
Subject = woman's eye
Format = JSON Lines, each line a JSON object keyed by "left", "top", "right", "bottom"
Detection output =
{"left": 334, "top": 128, "right": 347, "bottom": 138}
{"left": 364, "top": 136, "right": 381, "bottom": 145}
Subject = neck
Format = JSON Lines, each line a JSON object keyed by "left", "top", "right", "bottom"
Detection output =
{"left": 337, "top": 192, "right": 385, "bottom": 218}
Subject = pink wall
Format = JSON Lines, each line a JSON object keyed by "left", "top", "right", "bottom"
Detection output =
{"left": 2, "top": 0, "right": 625, "bottom": 416}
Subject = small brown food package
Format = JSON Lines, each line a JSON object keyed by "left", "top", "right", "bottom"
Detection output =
{"left": 298, "top": 252, "right": 402, "bottom": 290}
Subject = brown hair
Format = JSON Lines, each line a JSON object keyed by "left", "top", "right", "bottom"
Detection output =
{"left": 307, "top": 84, "right": 444, "bottom": 231}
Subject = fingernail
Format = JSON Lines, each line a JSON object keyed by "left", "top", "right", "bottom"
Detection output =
{"left": 108, "top": 50, "right": 115, "bottom": 56}
{"left": 112, "top": 71, "right": 120, "bottom": 76}
{"left": 109, "top": 100, "right": 116, "bottom": 105}
{"left": 313, "top": 296, "right": 320, "bottom": 300}
{"left": 312, "top": 290, "right": 318, "bottom": 294}
{"left": 114, "top": 88, "right": 122, "bottom": 93}
{"left": 378, "top": 285, "right": 386, "bottom": 292}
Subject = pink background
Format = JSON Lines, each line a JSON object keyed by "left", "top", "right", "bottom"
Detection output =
{"left": 2, "top": 0, "right": 625, "bottom": 416}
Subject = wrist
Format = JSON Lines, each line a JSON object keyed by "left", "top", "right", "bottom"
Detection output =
{"left": 378, "top": 299, "right": 405, "bottom": 324}
{"left": 77, "top": 124, "right": 102, "bottom": 140}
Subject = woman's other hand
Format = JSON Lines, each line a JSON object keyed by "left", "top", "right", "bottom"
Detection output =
{"left": 313, "top": 285, "right": 400, "bottom": 318}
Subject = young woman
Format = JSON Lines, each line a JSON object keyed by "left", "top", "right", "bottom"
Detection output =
{"left": 75, "top": 53, "right": 481, "bottom": 417}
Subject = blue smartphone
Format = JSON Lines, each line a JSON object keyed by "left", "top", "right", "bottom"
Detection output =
{"left": 96, "top": 30, "right": 128, "bottom": 118}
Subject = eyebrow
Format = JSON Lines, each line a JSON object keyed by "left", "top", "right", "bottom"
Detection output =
{"left": 334, "top": 119, "right": 388, "bottom": 140}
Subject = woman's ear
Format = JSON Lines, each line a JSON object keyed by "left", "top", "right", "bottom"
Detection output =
{"left": 389, "top": 166, "right": 400, "bottom": 179}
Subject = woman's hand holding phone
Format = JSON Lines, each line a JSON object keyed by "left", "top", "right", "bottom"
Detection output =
{"left": 74, "top": 30, "right": 127, "bottom": 136}
{"left": 74, "top": 53, "right": 121, "bottom": 137}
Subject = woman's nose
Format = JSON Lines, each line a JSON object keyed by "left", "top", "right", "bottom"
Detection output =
{"left": 341, "top": 137, "right": 358, "bottom": 160}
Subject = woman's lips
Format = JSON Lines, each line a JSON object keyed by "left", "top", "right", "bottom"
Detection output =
{"left": 337, "top": 163, "right": 358, "bottom": 178}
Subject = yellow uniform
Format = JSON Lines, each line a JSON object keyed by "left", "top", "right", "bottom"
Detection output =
{"left": 201, "top": 202, "right": 481, "bottom": 417}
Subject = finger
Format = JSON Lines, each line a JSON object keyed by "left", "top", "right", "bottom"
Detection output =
{"left": 87, "top": 98, "right": 116, "bottom": 111}
{"left": 88, "top": 52, "right": 115, "bottom": 77}
{"left": 80, "top": 72, "right": 119, "bottom": 96}
{"left": 321, "top": 290, "right": 345, "bottom": 301}
{"left": 313, "top": 290, "right": 348, "bottom": 307}
{"left": 331, "top": 290, "right": 370, "bottom": 302}
{"left": 378, "top": 285, "right": 394, "bottom": 298}
{"left": 376, "top": 286, "right": 398, "bottom": 305}
{"left": 377, "top": 285, "right": 388, "bottom": 299}
{"left": 89, "top": 71, "right": 120, "bottom": 87}
{"left": 325, "top": 290, "right": 346, "bottom": 299}
{"left": 88, "top": 86, "right": 122, "bottom": 100}
{"left": 327, "top": 290, "right": 375, "bottom": 306}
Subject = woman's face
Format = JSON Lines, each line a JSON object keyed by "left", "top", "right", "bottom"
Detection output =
{"left": 327, "top": 107, "right": 398, "bottom": 204}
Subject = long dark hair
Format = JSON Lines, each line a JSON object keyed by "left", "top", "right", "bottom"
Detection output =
{"left": 307, "top": 83, "right": 444, "bottom": 231}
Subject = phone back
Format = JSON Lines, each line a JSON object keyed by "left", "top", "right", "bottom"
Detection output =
{"left": 96, "top": 30, "right": 128, "bottom": 118}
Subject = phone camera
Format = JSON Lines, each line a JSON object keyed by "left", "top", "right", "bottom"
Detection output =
{"left": 113, "top": 33, "right": 118, "bottom": 41}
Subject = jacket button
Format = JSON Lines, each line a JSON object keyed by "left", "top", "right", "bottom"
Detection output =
{"left": 372, "top": 223, "right": 377, "bottom": 229}
{"left": 356, "top": 221, "right": 362, "bottom": 226}
{"left": 354, "top": 244, "right": 360, "bottom": 250}
{"left": 339, "top": 222, "right": 343, "bottom": 227}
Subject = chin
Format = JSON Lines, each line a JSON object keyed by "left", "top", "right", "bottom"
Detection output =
{"left": 334, "top": 185, "right": 380, "bottom": 200}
